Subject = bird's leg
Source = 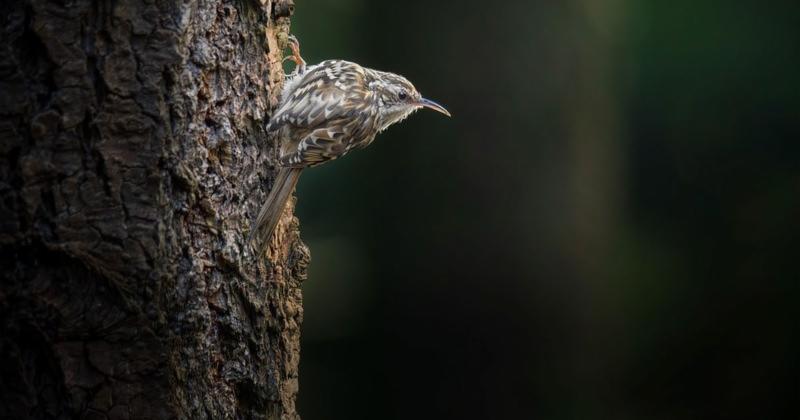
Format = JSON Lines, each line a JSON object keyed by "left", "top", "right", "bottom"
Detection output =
{"left": 283, "top": 34, "right": 306, "bottom": 75}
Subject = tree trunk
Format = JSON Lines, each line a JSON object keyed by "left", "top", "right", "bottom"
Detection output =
{"left": 0, "top": 0, "right": 308, "bottom": 418}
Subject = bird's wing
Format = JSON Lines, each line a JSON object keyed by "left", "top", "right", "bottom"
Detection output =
{"left": 269, "top": 60, "right": 378, "bottom": 168}
{"left": 268, "top": 60, "right": 370, "bottom": 131}
{"left": 280, "top": 114, "right": 375, "bottom": 167}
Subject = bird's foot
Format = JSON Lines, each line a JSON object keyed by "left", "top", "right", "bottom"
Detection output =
{"left": 283, "top": 34, "right": 306, "bottom": 75}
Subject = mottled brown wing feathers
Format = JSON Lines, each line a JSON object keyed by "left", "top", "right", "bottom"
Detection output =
{"left": 269, "top": 60, "right": 379, "bottom": 168}
{"left": 279, "top": 114, "right": 375, "bottom": 167}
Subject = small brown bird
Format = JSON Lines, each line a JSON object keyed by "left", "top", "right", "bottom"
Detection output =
{"left": 249, "top": 36, "right": 450, "bottom": 255}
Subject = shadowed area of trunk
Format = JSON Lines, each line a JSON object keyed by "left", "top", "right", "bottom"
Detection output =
{"left": 0, "top": 0, "right": 308, "bottom": 418}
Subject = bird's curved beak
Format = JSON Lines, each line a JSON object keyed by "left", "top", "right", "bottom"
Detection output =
{"left": 418, "top": 97, "right": 451, "bottom": 117}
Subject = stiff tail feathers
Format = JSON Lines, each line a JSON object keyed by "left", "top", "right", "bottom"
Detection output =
{"left": 249, "top": 168, "right": 302, "bottom": 256}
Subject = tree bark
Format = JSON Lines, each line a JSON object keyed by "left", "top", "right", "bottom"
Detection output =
{"left": 0, "top": 0, "right": 308, "bottom": 418}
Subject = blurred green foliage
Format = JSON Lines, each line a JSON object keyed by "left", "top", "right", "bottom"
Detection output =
{"left": 291, "top": 1, "right": 799, "bottom": 418}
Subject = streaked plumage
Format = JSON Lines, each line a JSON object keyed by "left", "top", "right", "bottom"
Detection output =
{"left": 249, "top": 39, "right": 450, "bottom": 255}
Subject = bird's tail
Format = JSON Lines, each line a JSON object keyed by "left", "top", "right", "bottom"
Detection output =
{"left": 249, "top": 168, "right": 302, "bottom": 256}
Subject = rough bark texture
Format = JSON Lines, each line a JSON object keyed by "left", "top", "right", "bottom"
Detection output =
{"left": 0, "top": 0, "right": 308, "bottom": 418}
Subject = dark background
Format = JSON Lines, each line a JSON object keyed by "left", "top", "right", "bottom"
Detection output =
{"left": 290, "top": 1, "right": 799, "bottom": 418}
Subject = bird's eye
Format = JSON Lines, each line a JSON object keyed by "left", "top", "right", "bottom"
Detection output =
{"left": 398, "top": 90, "right": 408, "bottom": 100}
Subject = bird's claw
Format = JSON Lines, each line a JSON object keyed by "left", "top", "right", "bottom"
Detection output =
{"left": 285, "top": 34, "right": 306, "bottom": 75}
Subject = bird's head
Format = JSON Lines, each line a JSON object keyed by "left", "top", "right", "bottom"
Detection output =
{"left": 370, "top": 70, "right": 450, "bottom": 132}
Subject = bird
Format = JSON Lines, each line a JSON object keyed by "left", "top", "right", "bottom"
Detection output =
{"left": 249, "top": 35, "right": 450, "bottom": 256}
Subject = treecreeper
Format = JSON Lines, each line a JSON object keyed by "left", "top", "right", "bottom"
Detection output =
{"left": 249, "top": 36, "right": 451, "bottom": 254}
